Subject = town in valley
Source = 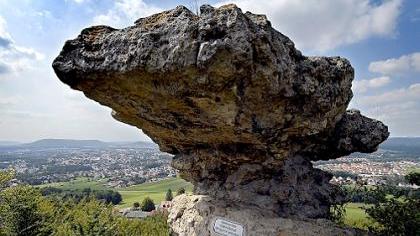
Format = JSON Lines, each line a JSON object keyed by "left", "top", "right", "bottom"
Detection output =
{"left": 0, "top": 138, "right": 419, "bottom": 189}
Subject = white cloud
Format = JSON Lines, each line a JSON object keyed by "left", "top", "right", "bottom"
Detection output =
{"left": 65, "top": 0, "right": 88, "bottom": 4}
{"left": 409, "top": 83, "right": 420, "bottom": 90}
{"left": 351, "top": 83, "right": 420, "bottom": 136}
{"left": 358, "top": 83, "right": 420, "bottom": 105}
{"left": 369, "top": 52, "right": 420, "bottom": 75}
{"left": 216, "top": 0, "right": 402, "bottom": 52}
{"left": 92, "top": 0, "right": 162, "bottom": 28}
{"left": 0, "top": 15, "right": 44, "bottom": 77}
{"left": 352, "top": 76, "right": 390, "bottom": 93}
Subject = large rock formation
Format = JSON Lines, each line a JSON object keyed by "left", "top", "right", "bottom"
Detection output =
{"left": 53, "top": 4, "right": 389, "bottom": 235}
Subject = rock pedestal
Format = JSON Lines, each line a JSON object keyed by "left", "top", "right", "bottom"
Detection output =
{"left": 53, "top": 4, "right": 388, "bottom": 235}
{"left": 168, "top": 195, "right": 365, "bottom": 236}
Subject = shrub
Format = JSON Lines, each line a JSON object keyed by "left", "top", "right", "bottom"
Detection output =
{"left": 165, "top": 189, "right": 173, "bottom": 201}
{"left": 366, "top": 197, "right": 420, "bottom": 236}
{"left": 133, "top": 202, "right": 140, "bottom": 209}
{"left": 141, "top": 197, "right": 156, "bottom": 212}
{"left": 176, "top": 187, "right": 185, "bottom": 196}
{"left": 117, "top": 212, "right": 169, "bottom": 236}
{"left": 405, "top": 172, "right": 420, "bottom": 185}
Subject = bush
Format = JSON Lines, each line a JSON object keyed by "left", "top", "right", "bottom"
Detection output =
{"left": 405, "top": 172, "right": 420, "bottom": 185}
{"left": 366, "top": 197, "right": 420, "bottom": 236}
{"left": 165, "top": 189, "right": 173, "bottom": 201}
{"left": 133, "top": 202, "right": 140, "bottom": 209}
{"left": 117, "top": 212, "right": 169, "bottom": 236}
{"left": 141, "top": 197, "right": 156, "bottom": 212}
{"left": 52, "top": 199, "right": 118, "bottom": 236}
{"left": 176, "top": 187, "right": 185, "bottom": 196}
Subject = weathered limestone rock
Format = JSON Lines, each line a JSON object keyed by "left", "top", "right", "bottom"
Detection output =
{"left": 168, "top": 194, "right": 366, "bottom": 236}
{"left": 53, "top": 4, "right": 389, "bottom": 235}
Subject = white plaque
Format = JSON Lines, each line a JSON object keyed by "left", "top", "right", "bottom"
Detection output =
{"left": 213, "top": 218, "right": 244, "bottom": 236}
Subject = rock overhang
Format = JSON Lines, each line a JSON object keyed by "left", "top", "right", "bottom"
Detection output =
{"left": 53, "top": 4, "right": 380, "bottom": 159}
{"left": 53, "top": 4, "right": 389, "bottom": 219}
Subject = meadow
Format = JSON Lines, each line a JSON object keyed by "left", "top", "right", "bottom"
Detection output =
{"left": 117, "top": 178, "right": 193, "bottom": 208}
{"left": 343, "top": 203, "right": 372, "bottom": 230}
{"left": 37, "top": 177, "right": 193, "bottom": 208}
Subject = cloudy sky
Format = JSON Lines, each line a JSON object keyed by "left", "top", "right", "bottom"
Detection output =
{"left": 0, "top": 0, "right": 419, "bottom": 142}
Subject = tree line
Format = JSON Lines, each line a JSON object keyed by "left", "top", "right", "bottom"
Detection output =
{"left": 40, "top": 187, "right": 123, "bottom": 205}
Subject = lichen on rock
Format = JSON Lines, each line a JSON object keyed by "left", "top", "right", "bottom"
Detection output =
{"left": 53, "top": 4, "right": 389, "bottom": 235}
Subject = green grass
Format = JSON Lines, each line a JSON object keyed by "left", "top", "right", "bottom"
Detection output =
{"left": 407, "top": 167, "right": 420, "bottom": 173}
{"left": 117, "top": 178, "right": 193, "bottom": 208}
{"left": 35, "top": 177, "right": 109, "bottom": 191}
{"left": 343, "top": 203, "right": 373, "bottom": 230}
{"left": 37, "top": 177, "right": 194, "bottom": 209}
{"left": 120, "top": 178, "right": 193, "bottom": 192}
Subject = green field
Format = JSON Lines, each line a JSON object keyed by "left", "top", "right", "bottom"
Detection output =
{"left": 117, "top": 178, "right": 193, "bottom": 208}
{"left": 37, "top": 177, "right": 110, "bottom": 190}
{"left": 408, "top": 167, "right": 420, "bottom": 173}
{"left": 37, "top": 177, "right": 193, "bottom": 208}
{"left": 343, "top": 203, "right": 372, "bottom": 229}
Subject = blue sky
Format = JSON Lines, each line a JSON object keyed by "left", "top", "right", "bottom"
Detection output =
{"left": 0, "top": 0, "right": 419, "bottom": 142}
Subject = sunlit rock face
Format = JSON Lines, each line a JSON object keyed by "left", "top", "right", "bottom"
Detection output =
{"left": 53, "top": 2, "right": 388, "bottom": 228}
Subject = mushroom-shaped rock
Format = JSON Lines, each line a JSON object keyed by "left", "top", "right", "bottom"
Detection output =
{"left": 53, "top": 4, "right": 389, "bottom": 235}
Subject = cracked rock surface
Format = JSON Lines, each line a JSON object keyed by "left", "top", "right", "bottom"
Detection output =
{"left": 53, "top": 3, "right": 389, "bottom": 224}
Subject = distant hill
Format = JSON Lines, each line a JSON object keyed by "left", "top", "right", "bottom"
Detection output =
{"left": 23, "top": 139, "right": 108, "bottom": 148}
{"left": 0, "top": 141, "right": 21, "bottom": 146}
{"left": 2, "top": 139, "right": 159, "bottom": 149}
{"left": 380, "top": 137, "right": 420, "bottom": 155}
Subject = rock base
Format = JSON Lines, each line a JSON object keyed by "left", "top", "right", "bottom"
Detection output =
{"left": 168, "top": 195, "right": 365, "bottom": 236}
{"left": 174, "top": 155, "right": 337, "bottom": 218}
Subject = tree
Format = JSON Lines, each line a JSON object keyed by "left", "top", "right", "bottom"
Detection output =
{"left": 111, "top": 191, "right": 123, "bottom": 205}
{"left": 165, "top": 189, "right": 173, "bottom": 201}
{"left": 0, "top": 185, "right": 55, "bottom": 235}
{"left": 51, "top": 198, "right": 119, "bottom": 236}
{"left": 366, "top": 197, "right": 420, "bottom": 236}
{"left": 0, "top": 169, "right": 15, "bottom": 189}
{"left": 116, "top": 212, "right": 169, "bottom": 235}
{"left": 141, "top": 197, "right": 156, "bottom": 212}
{"left": 176, "top": 187, "right": 186, "bottom": 196}
{"left": 405, "top": 172, "right": 420, "bottom": 185}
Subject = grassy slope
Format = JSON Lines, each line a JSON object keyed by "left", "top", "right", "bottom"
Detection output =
{"left": 408, "top": 167, "right": 420, "bottom": 173}
{"left": 36, "top": 177, "right": 109, "bottom": 190}
{"left": 343, "top": 203, "right": 373, "bottom": 230}
{"left": 117, "top": 178, "right": 193, "bottom": 208}
{"left": 37, "top": 177, "right": 193, "bottom": 208}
